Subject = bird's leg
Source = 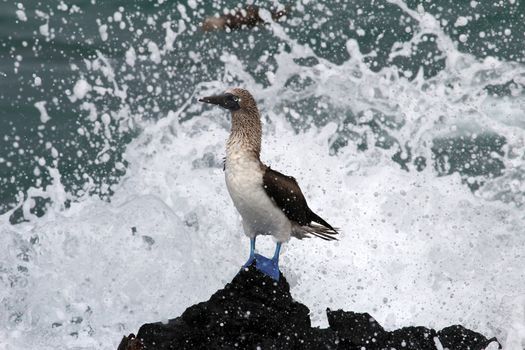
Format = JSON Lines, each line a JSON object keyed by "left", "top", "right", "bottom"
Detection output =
{"left": 254, "top": 242, "right": 282, "bottom": 281}
{"left": 272, "top": 242, "right": 282, "bottom": 262}
{"left": 242, "top": 237, "right": 257, "bottom": 268}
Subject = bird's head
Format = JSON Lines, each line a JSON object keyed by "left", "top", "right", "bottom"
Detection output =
{"left": 199, "top": 88, "right": 257, "bottom": 113}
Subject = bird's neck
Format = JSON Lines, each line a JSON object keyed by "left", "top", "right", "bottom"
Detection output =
{"left": 227, "top": 110, "right": 262, "bottom": 159}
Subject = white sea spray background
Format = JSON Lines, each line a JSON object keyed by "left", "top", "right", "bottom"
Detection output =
{"left": 1, "top": 1, "right": 525, "bottom": 349}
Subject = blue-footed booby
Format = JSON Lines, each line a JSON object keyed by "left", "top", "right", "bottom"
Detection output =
{"left": 199, "top": 88, "right": 338, "bottom": 280}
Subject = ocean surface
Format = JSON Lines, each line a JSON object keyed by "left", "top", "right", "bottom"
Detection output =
{"left": 0, "top": 0, "right": 524, "bottom": 349}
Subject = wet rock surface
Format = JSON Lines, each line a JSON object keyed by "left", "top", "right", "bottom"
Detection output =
{"left": 118, "top": 266, "right": 500, "bottom": 349}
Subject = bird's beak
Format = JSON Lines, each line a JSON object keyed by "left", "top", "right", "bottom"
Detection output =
{"left": 199, "top": 93, "right": 240, "bottom": 111}
{"left": 199, "top": 94, "right": 228, "bottom": 108}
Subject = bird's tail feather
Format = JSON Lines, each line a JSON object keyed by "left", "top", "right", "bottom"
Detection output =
{"left": 293, "top": 222, "right": 339, "bottom": 241}
{"left": 309, "top": 211, "right": 337, "bottom": 232}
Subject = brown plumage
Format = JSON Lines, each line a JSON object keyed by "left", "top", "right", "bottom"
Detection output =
{"left": 262, "top": 166, "right": 338, "bottom": 241}
{"left": 201, "top": 5, "right": 288, "bottom": 32}
{"left": 226, "top": 88, "right": 262, "bottom": 157}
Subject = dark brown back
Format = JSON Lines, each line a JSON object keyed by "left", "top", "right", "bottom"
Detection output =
{"left": 262, "top": 167, "right": 312, "bottom": 226}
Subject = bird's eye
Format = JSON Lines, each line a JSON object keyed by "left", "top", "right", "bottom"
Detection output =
{"left": 233, "top": 96, "right": 239, "bottom": 102}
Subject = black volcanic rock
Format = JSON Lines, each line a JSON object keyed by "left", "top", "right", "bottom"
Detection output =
{"left": 438, "top": 325, "right": 501, "bottom": 350}
{"left": 118, "top": 266, "right": 501, "bottom": 350}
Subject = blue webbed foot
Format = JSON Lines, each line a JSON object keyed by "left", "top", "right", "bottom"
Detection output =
{"left": 243, "top": 254, "right": 256, "bottom": 268}
{"left": 254, "top": 253, "right": 280, "bottom": 281}
{"left": 241, "top": 239, "right": 281, "bottom": 281}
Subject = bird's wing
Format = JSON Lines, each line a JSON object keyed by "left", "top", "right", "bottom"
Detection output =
{"left": 262, "top": 166, "right": 312, "bottom": 226}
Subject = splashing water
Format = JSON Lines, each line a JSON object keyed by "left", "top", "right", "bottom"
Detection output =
{"left": 1, "top": 1, "right": 525, "bottom": 349}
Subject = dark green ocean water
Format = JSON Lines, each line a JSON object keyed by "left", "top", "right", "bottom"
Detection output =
{"left": 0, "top": 0, "right": 524, "bottom": 217}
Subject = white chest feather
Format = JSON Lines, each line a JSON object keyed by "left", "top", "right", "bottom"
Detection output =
{"left": 225, "top": 147, "right": 291, "bottom": 241}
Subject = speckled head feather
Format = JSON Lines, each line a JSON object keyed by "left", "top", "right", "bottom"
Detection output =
{"left": 225, "top": 88, "right": 259, "bottom": 114}
{"left": 225, "top": 88, "right": 262, "bottom": 157}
